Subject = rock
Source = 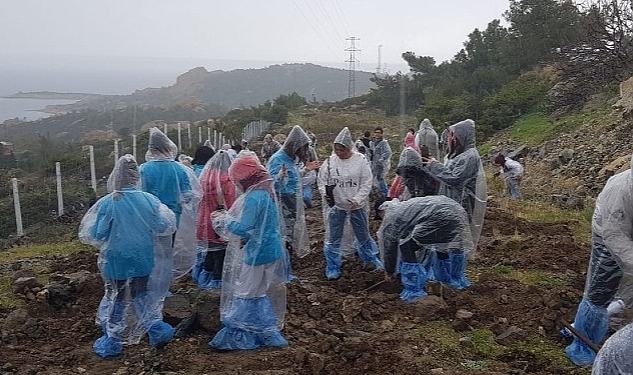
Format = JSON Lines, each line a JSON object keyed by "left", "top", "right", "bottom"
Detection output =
{"left": 455, "top": 309, "right": 473, "bottom": 320}
{"left": 13, "top": 277, "right": 41, "bottom": 293}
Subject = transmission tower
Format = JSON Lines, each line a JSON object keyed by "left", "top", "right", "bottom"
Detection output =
{"left": 376, "top": 44, "right": 382, "bottom": 75}
{"left": 345, "top": 37, "right": 360, "bottom": 98}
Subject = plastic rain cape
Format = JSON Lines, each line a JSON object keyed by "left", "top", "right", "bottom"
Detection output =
{"left": 141, "top": 127, "right": 203, "bottom": 280}
{"left": 415, "top": 118, "right": 439, "bottom": 159}
{"left": 592, "top": 322, "right": 633, "bottom": 374}
{"left": 318, "top": 127, "right": 372, "bottom": 257}
{"left": 79, "top": 154, "right": 177, "bottom": 345}
{"left": 426, "top": 119, "right": 487, "bottom": 248}
{"left": 267, "top": 125, "right": 311, "bottom": 257}
{"left": 589, "top": 155, "right": 633, "bottom": 307}
{"left": 376, "top": 196, "right": 473, "bottom": 275}
{"left": 212, "top": 178, "right": 287, "bottom": 332}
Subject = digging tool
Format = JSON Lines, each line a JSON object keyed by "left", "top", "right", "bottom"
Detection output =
{"left": 363, "top": 280, "right": 386, "bottom": 292}
{"left": 559, "top": 319, "right": 601, "bottom": 353}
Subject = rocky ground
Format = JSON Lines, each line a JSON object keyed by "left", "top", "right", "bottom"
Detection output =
{"left": 0, "top": 190, "right": 597, "bottom": 375}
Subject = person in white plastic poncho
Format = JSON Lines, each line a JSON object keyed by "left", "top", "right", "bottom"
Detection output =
{"left": 592, "top": 322, "right": 633, "bottom": 374}
{"left": 564, "top": 154, "right": 633, "bottom": 366}
{"left": 423, "top": 119, "right": 487, "bottom": 290}
{"left": 378, "top": 196, "right": 473, "bottom": 302}
{"left": 318, "top": 127, "right": 384, "bottom": 280}
{"left": 79, "top": 155, "right": 177, "bottom": 358}
{"left": 139, "top": 127, "right": 202, "bottom": 290}
{"left": 415, "top": 118, "right": 440, "bottom": 160}
{"left": 209, "top": 154, "right": 288, "bottom": 350}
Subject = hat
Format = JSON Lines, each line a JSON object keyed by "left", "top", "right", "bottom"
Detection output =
{"left": 494, "top": 153, "right": 506, "bottom": 165}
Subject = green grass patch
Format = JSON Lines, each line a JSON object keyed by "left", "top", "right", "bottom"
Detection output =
{"left": 507, "top": 107, "right": 618, "bottom": 147}
{"left": 521, "top": 335, "right": 581, "bottom": 370}
{"left": 471, "top": 328, "right": 507, "bottom": 357}
{"left": 0, "top": 276, "right": 20, "bottom": 309}
{"left": 413, "top": 321, "right": 464, "bottom": 356}
{"left": 499, "top": 198, "right": 593, "bottom": 246}
{"left": 508, "top": 113, "right": 553, "bottom": 146}
{"left": 0, "top": 241, "right": 91, "bottom": 309}
{"left": 0, "top": 241, "right": 90, "bottom": 264}
{"left": 492, "top": 264, "right": 568, "bottom": 288}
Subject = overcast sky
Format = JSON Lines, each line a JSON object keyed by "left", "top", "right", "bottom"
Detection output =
{"left": 1, "top": 0, "right": 510, "bottom": 74}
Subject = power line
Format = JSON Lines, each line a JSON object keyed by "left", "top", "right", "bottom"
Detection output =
{"left": 291, "top": 0, "right": 342, "bottom": 61}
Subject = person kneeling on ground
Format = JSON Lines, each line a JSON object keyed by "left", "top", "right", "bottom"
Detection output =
{"left": 378, "top": 196, "right": 473, "bottom": 302}
{"left": 209, "top": 154, "right": 288, "bottom": 351}
{"left": 79, "top": 154, "right": 177, "bottom": 358}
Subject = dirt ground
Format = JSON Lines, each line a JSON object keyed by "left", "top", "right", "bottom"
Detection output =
{"left": 0, "top": 195, "right": 594, "bottom": 375}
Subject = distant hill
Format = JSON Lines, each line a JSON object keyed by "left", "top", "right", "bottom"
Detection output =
{"left": 37, "top": 63, "right": 377, "bottom": 113}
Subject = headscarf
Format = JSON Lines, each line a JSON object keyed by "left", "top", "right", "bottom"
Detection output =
{"left": 229, "top": 154, "right": 273, "bottom": 195}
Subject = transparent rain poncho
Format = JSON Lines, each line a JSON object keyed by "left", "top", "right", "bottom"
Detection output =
{"left": 415, "top": 118, "right": 439, "bottom": 159}
{"left": 193, "top": 150, "right": 237, "bottom": 288}
{"left": 592, "top": 322, "right": 633, "bottom": 374}
{"left": 565, "top": 156, "right": 633, "bottom": 366}
{"left": 371, "top": 133, "right": 392, "bottom": 184}
{"left": 317, "top": 127, "right": 382, "bottom": 278}
{"left": 140, "top": 127, "right": 203, "bottom": 282}
{"left": 389, "top": 146, "right": 438, "bottom": 200}
{"left": 426, "top": 119, "right": 487, "bottom": 248}
{"left": 377, "top": 196, "right": 473, "bottom": 276}
{"left": 209, "top": 154, "right": 287, "bottom": 350}
{"left": 267, "top": 125, "right": 312, "bottom": 257}
{"left": 79, "top": 154, "right": 177, "bottom": 355}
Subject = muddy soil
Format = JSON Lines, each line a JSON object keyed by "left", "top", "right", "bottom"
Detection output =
{"left": 0, "top": 196, "right": 593, "bottom": 375}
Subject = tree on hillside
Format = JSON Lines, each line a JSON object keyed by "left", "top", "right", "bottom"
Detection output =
{"left": 504, "top": 0, "right": 585, "bottom": 70}
{"left": 550, "top": 0, "right": 633, "bottom": 112}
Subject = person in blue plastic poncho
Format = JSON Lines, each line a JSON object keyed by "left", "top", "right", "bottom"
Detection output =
{"left": 209, "top": 154, "right": 288, "bottom": 351}
{"left": 139, "top": 127, "right": 202, "bottom": 290}
{"left": 79, "top": 154, "right": 177, "bottom": 358}
{"left": 592, "top": 322, "right": 633, "bottom": 374}
{"left": 267, "top": 125, "right": 320, "bottom": 260}
{"left": 564, "top": 153, "right": 633, "bottom": 366}
{"left": 317, "top": 127, "right": 384, "bottom": 280}
{"left": 423, "top": 119, "right": 487, "bottom": 290}
{"left": 377, "top": 195, "right": 473, "bottom": 302}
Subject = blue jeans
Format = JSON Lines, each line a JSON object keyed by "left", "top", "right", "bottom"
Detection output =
{"left": 323, "top": 207, "right": 382, "bottom": 278}
{"left": 506, "top": 177, "right": 521, "bottom": 199}
{"left": 376, "top": 177, "right": 388, "bottom": 197}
